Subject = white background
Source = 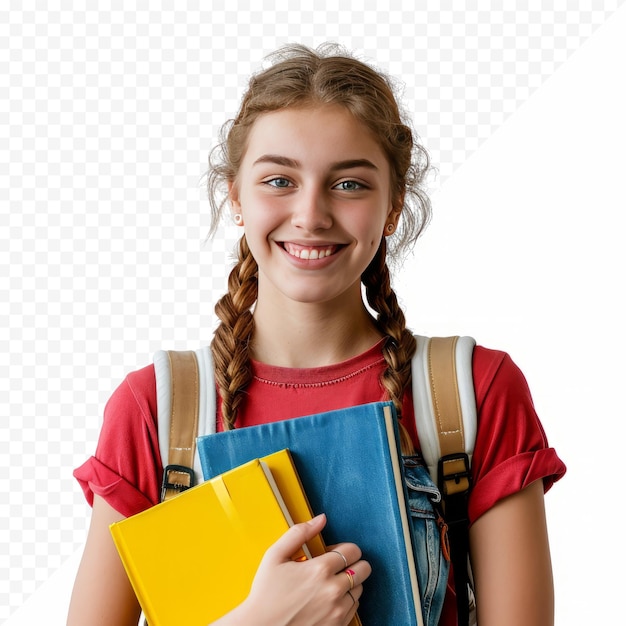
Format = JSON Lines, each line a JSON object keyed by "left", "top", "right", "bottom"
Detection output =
{"left": 2, "top": 2, "right": 625, "bottom": 624}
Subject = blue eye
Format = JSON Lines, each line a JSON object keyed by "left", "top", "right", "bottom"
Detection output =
{"left": 266, "top": 177, "right": 291, "bottom": 188}
{"left": 335, "top": 180, "right": 363, "bottom": 191}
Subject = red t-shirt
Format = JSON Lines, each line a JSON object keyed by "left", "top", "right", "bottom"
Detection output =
{"left": 74, "top": 341, "right": 565, "bottom": 625}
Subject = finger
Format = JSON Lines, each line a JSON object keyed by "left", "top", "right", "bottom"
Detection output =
{"left": 324, "top": 543, "right": 363, "bottom": 571}
{"left": 346, "top": 593, "right": 359, "bottom": 623}
{"left": 343, "top": 588, "right": 360, "bottom": 625}
{"left": 348, "top": 583, "right": 364, "bottom": 603}
{"left": 338, "top": 560, "right": 372, "bottom": 592}
{"left": 342, "top": 568, "right": 358, "bottom": 592}
{"left": 352, "top": 559, "right": 372, "bottom": 584}
{"left": 327, "top": 549, "right": 348, "bottom": 569}
{"left": 264, "top": 514, "right": 327, "bottom": 564}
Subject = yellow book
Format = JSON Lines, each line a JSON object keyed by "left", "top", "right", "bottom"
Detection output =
{"left": 250, "top": 450, "right": 362, "bottom": 626}
{"left": 110, "top": 453, "right": 312, "bottom": 626}
{"left": 260, "top": 449, "right": 326, "bottom": 557}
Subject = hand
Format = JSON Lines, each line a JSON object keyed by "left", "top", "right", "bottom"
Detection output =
{"left": 235, "top": 514, "right": 371, "bottom": 626}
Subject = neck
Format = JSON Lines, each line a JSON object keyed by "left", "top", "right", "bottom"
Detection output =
{"left": 251, "top": 291, "right": 383, "bottom": 368}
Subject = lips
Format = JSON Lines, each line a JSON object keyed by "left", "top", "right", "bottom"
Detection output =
{"left": 281, "top": 242, "right": 341, "bottom": 260}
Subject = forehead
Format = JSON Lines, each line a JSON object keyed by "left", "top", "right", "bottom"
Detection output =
{"left": 242, "top": 105, "right": 389, "bottom": 168}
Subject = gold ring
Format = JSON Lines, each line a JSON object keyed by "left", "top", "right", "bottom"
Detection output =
{"left": 347, "top": 590, "right": 356, "bottom": 606}
{"left": 330, "top": 550, "right": 348, "bottom": 569}
{"left": 344, "top": 568, "right": 356, "bottom": 591}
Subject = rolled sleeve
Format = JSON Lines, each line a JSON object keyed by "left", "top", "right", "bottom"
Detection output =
{"left": 73, "top": 364, "right": 162, "bottom": 517}
{"left": 469, "top": 447, "right": 565, "bottom": 523}
{"left": 468, "top": 348, "right": 566, "bottom": 524}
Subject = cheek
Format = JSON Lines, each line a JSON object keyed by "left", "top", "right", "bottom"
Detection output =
{"left": 241, "top": 207, "right": 278, "bottom": 237}
{"left": 368, "top": 216, "right": 388, "bottom": 246}
{"left": 240, "top": 189, "right": 280, "bottom": 219}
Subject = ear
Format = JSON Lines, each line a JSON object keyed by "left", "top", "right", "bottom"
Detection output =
{"left": 227, "top": 180, "right": 241, "bottom": 212}
{"left": 384, "top": 206, "right": 402, "bottom": 236}
{"left": 387, "top": 189, "right": 404, "bottom": 226}
{"left": 227, "top": 181, "right": 244, "bottom": 226}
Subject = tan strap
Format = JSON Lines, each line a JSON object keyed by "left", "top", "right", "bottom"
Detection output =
{"left": 428, "top": 336, "right": 470, "bottom": 497}
{"left": 161, "top": 350, "right": 200, "bottom": 501}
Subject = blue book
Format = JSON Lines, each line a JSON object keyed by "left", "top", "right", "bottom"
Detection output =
{"left": 197, "top": 401, "right": 424, "bottom": 626}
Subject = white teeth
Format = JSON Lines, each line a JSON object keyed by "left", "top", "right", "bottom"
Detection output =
{"left": 284, "top": 243, "right": 334, "bottom": 259}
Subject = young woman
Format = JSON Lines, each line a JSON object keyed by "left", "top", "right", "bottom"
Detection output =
{"left": 67, "top": 44, "right": 565, "bottom": 626}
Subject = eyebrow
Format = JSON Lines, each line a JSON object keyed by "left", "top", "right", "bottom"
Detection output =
{"left": 252, "top": 155, "right": 379, "bottom": 172}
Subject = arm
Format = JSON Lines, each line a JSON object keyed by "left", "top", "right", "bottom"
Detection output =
{"left": 67, "top": 495, "right": 142, "bottom": 626}
{"left": 469, "top": 479, "right": 554, "bottom": 626}
{"left": 68, "top": 505, "right": 369, "bottom": 626}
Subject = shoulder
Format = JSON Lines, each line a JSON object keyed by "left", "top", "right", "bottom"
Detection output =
{"left": 98, "top": 363, "right": 159, "bottom": 466}
{"left": 470, "top": 343, "right": 543, "bottom": 446}
{"left": 97, "top": 363, "right": 160, "bottom": 472}
{"left": 103, "top": 363, "right": 158, "bottom": 427}
{"left": 471, "top": 345, "right": 531, "bottom": 409}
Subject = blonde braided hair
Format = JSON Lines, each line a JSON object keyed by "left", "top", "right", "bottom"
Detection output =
{"left": 207, "top": 44, "right": 431, "bottom": 435}
{"left": 362, "top": 238, "right": 417, "bottom": 455}
{"left": 211, "top": 235, "right": 258, "bottom": 430}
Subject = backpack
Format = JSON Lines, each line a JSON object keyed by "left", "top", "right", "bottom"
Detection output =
{"left": 153, "top": 335, "right": 477, "bottom": 626}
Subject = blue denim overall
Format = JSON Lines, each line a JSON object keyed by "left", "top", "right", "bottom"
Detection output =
{"left": 403, "top": 455, "right": 450, "bottom": 626}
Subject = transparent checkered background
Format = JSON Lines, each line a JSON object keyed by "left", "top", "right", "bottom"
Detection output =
{"left": 1, "top": 1, "right": 624, "bottom": 621}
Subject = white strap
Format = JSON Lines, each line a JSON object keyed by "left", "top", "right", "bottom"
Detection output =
{"left": 154, "top": 336, "right": 476, "bottom": 486}
{"left": 154, "top": 346, "right": 216, "bottom": 483}
{"left": 411, "top": 335, "right": 477, "bottom": 482}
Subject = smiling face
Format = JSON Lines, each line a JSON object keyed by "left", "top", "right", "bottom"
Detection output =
{"left": 229, "top": 105, "right": 399, "bottom": 309}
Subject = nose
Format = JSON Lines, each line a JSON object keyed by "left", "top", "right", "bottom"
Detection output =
{"left": 291, "top": 187, "right": 333, "bottom": 231}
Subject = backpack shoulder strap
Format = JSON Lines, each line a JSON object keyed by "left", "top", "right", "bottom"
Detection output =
{"left": 411, "top": 334, "right": 477, "bottom": 626}
{"left": 411, "top": 335, "right": 477, "bottom": 485}
{"left": 153, "top": 347, "right": 216, "bottom": 501}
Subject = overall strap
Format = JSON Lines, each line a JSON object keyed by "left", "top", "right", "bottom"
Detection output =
{"left": 154, "top": 347, "right": 216, "bottom": 501}
{"left": 411, "top": 335, "right": 477, "bottom": 626}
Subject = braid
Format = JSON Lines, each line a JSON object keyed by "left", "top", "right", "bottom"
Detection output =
{"left": 210, "top": 235, "right": 258, "bottom": 430}
{"left": 362, "top": 238, "right": 417, "bottom": 455}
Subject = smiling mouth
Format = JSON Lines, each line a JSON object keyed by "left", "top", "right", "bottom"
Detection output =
{"left": 281, "top": 242, "right": 342, "bottom": 260}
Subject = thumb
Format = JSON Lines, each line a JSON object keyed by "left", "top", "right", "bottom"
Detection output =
{"left": 264, "top": 514, "right": 327, "bottom": 564}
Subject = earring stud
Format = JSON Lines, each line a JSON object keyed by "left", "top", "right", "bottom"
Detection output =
{"left": 233, "top": 214, "right": 243, "bottom": 225}
{"left": 386, "top": 223, "right": 395, "bottom": 233}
